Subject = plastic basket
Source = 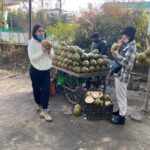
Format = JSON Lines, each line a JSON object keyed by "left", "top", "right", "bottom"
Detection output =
{"left": 85, "top": 102, "right": 113, "bottom": 120}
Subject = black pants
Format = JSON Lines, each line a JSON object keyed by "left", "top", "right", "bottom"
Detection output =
{"left": 29, "top": 66, "right": 50, "bottom": 109}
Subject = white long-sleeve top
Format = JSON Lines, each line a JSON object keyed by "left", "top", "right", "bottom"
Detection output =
{"left": 28, "top": 38, "right": 54, "bottom": 71}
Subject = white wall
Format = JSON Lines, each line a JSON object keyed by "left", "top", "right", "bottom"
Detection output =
{"left": 0, "top": 32, "right": 29, "bottom": 44}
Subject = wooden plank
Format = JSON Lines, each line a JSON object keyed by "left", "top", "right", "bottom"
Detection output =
{"left": 52, "top": 65, "right": 109, "bottom": 78}
{"left": 0, "top": 42, "right": 28, "bottom": 46}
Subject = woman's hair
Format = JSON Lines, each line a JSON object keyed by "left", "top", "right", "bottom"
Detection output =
{"left": 32, "top": 24, "right": 46, "bottom": 41}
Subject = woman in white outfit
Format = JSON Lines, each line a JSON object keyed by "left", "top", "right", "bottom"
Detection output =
{"left": 111, "top": 26, "right": 137, "bottom": 125}
{"left": 28, "top": 24, "right": 54, "bottom": 122}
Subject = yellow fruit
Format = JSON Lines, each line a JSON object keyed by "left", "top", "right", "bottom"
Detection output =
{"left": 94, "top": 98, "right": 101, "bottom": 106}
{"left": 86, "top": 91, "right": 91, "bottom": 97}
{"left": 136, "top": 43, "right": 141, "bottom": 50}
{"left": 145, "top": 58, "right": 150, "bottom": 66}
{"left": 101, "top": 95, "right": 111, "bottom": 101}
{"left": 111, "top": 43, "right": 121, "bottom": 51}
{"left": 73, "top": 106, "right": 82, "bottom": 117}
{"left": 137, "top": 52, "right": 147, "bottom": 62}
{"left": 90, "top": 91, "right": 100, "bottom": 99}
{"left": 105, "top": 101, "right": 112, "bottom": 106}
{"left": 42, "top": 40, "right": 52, "bottom": 50}
{"left": 74, "top": 104, "right": 81, "bottom": 109}
{"left": 145, "top": 49, "right": 150, "bottom": 57}
{"left": 85, "top": 96, "right": 94, "bottom": 104}
{"left": 99, "top": 92, "right": 103, "bottom": 98}
{"left": 100, "top": 100, "right": 104, "bottom": 106}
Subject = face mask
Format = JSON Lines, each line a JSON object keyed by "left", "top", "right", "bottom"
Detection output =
{"left": 37, "top": 35, "right": 45, "bottom": 41}
{"left": 123, "top": 39, "right": 129, "bottom": 44}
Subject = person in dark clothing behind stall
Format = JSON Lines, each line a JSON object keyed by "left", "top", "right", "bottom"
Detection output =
{"left": 87, "top": 32, "right": 107, "bottom": 88}
{"left": 85, "top": 32, "right": 107, "bottom": 90}
{"left": 91, "top": 32, "right": 107, "bottom": 55}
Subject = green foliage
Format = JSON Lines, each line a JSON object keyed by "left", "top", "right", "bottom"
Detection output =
{"left": 33, "top": 10, "right": 48, "bottom": 26}
{"left": 0, "top": 2, "right": 6, "bottom": 28}
{"left": 73, "top": 3, "right": 149, "bottom": 50}
{"left": 74, "top": 27, "right": 91, "bottom": 49}
{"left": 48, "top": 22, "right": 77, "bottom": 44}
{"left": 48, "top": 13, "right": 59, "bottom": 26}
{"left": 7, "top": 9, "right": 28, "bottom": 31}
{"left": 0, "top": 16, "right": 5, "bottom": 28}
{"left": 48, "top": 13, "right": 70, "bottom": 26}
{"left": 6, "top": 9, "right": 72, "bottom": 32}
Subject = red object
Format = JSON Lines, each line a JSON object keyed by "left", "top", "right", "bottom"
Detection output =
{"left": 50, "top": 77, "right": 56, "bottom": 96}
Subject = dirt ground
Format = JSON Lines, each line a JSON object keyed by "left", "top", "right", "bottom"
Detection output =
{"left": 0, "top": 70, "right": 150, "bottom": 150}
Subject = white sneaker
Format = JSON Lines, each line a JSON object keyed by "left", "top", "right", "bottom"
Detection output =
{"left": 40, "top": 110, "right": 53, "bottom": 122}
{"left": 36, "top": 105, "right": 41, "bottom": 112}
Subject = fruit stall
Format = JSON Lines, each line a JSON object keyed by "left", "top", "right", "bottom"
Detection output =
{"left": 52, "top": 45, "right": 111, "bottom": 103}
{"left": 53, "top": 65, "right": 109, "bottom": 104}
{"left": 52, "top": 44, "right": 113, "bottom": 120}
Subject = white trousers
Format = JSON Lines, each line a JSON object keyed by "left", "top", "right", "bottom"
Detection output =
{"left": 114, "top": 77, "right": 127, "bottom": 116}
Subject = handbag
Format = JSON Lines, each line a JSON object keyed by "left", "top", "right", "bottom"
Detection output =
{"left": 108, "top": 60, "right": 122, "bottom": 74}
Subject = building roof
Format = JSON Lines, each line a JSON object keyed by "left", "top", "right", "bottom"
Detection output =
{"left": 116, "top": 2, "right": 150, "bottom": 9}
{"left": 42, "top": 8, "right": 71, "bottom": 13}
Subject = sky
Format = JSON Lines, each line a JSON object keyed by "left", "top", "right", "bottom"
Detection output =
{"left": 54, "top": 0, "right": 150, "bottom": 11}
{"left": 53, "top": 0, "right": 106, "bottom": 11}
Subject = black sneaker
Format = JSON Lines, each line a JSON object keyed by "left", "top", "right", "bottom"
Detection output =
{"left": 111, "top": 115, "right": 125, "bottom": 125}
{"left": 112, "top": 110, "right": 119, "bottom": 116}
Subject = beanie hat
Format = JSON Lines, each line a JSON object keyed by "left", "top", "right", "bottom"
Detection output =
{"left": 121, "top": 26, "right": 136, "bottom": 41}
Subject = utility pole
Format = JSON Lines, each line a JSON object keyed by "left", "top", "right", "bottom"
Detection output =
{"left": 29, "top": 0, "right": 32, "bottom": 39}
{"left": 144, "top": 36, "right": 150, "bottom": 112}
{"left": 1, "top": 0, "right": 4, "bottom": 27}
{"left": 1, "top": 0, "right": 4, "bottom": 14}
{"left": 41, "top": 0, "right": 44, "bottom": 8}
{"left": 59, "top": 0, "right": 62, "bottom": 21}
{"left": 145, "top": 67, "right": 150, "bottom": 111}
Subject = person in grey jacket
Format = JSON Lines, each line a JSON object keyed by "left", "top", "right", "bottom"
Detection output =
{"left": 111, "top": 26, "right": 137, "bottom": 125}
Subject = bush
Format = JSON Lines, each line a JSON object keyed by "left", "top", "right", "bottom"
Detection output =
{"left": 73, "top": 3, "right": 148, "bottom": 50}
{"left": 47, "top": 22, "right": 77, "bottom": 44}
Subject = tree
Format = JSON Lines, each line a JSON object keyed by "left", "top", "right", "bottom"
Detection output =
{"left": 6, "top": 8, "right": 72, "bottom": 32}
{"left": 47, "top": 13, "right": 71, "bottom": 26}
{"left": 0, "top": 2, "right": 6, "bottom": 28}
{"left": 47, "top": 13, "right": 60, "bottom": 26}
{"left": 73, "top": 3, "right": 148, "bottom": 50}
{"left": 33, "top": 9, "right": 48, "bottom": 26}
{"left": 7, "top": 9, "right": 29, "bottom": 31}
{"left": 47, "top": 22, "right": 77, "bottom": 44}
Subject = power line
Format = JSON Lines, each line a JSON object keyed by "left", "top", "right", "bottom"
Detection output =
{"left": 20, "top": 0, "right": 28, "bottom": 11}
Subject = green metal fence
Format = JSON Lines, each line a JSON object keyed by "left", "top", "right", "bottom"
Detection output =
{"left": 0, "top": 28, "right": 23, "bottom": 33}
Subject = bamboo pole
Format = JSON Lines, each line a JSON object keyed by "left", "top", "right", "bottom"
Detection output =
{"left": 144, "top": 67, "right": 150, "bottom": 111}
{"left": 144, "top": 37, "right": 150, "bottom": 111}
